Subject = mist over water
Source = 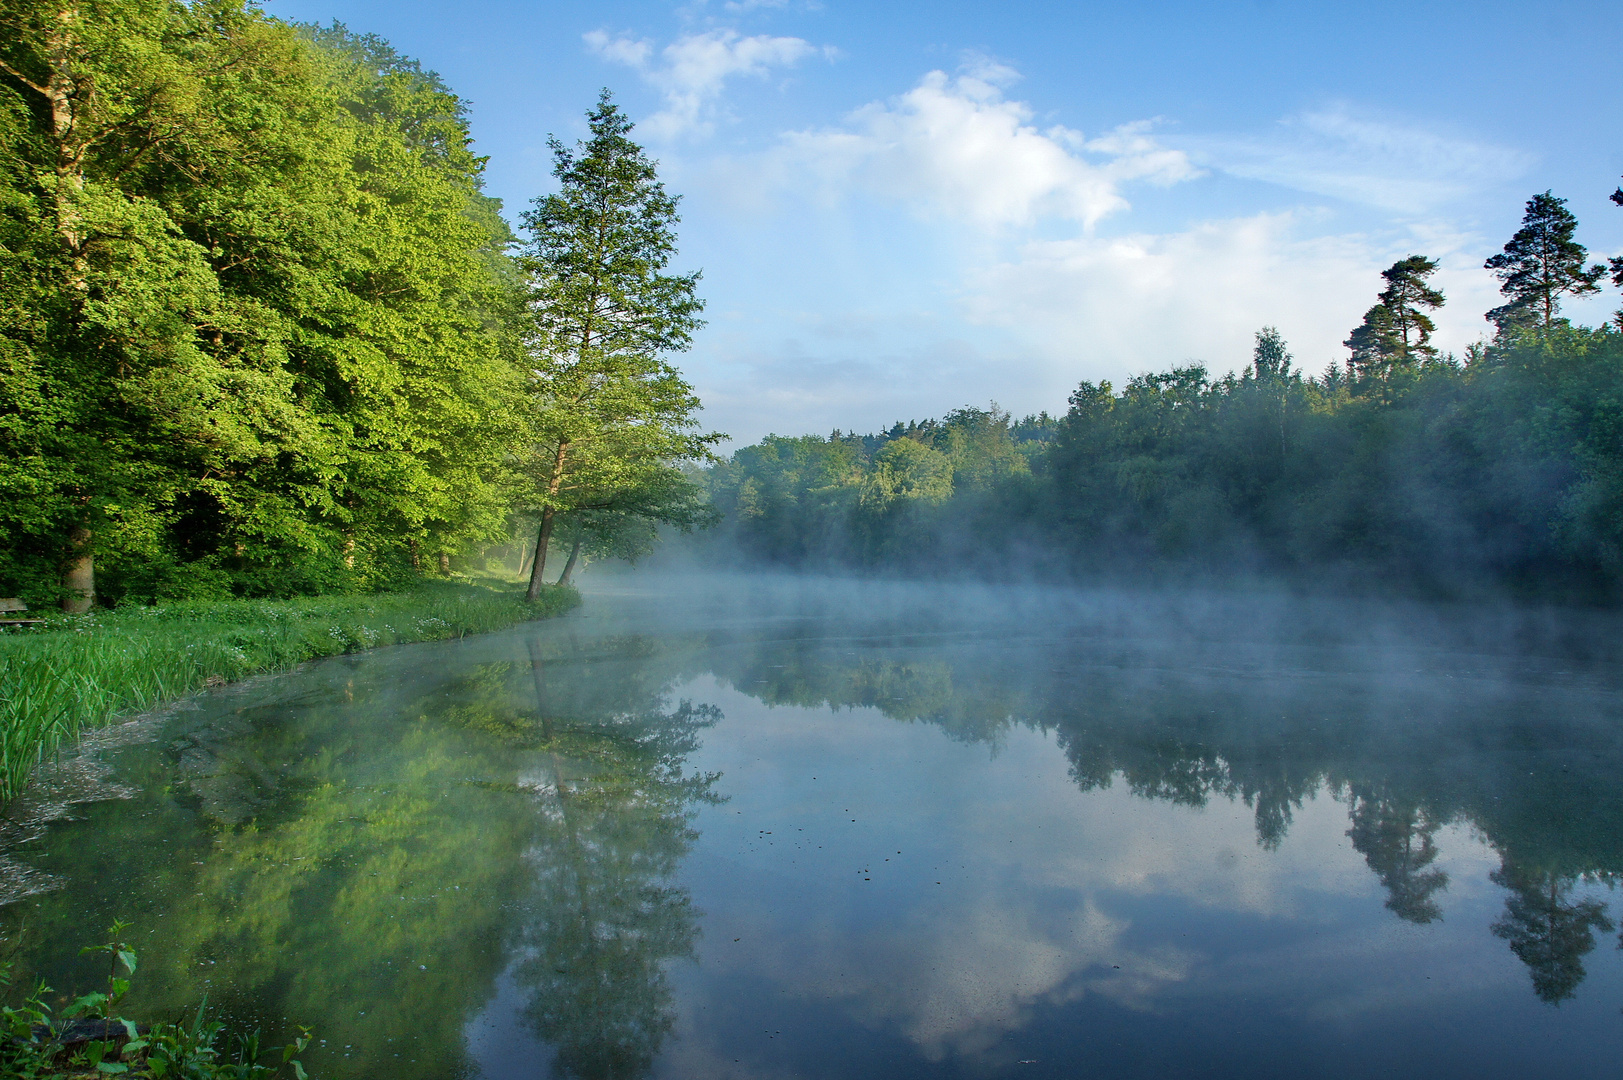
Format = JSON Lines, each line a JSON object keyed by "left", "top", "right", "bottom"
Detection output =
{"left": 5, "top": 570, "right": 1623, "bottom": 1078}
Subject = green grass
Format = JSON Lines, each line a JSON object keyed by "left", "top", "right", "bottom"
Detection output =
{"left": 0, "top": 581, "right": 580, "bottom": 803}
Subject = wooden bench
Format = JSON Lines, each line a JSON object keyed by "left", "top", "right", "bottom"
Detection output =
{"left": 0, "top": 598, "right": 46, "bottom": 627}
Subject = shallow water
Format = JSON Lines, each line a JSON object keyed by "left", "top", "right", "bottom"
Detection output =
{"left": 6, "top": 574, "right": 1623, "bottom": 1079}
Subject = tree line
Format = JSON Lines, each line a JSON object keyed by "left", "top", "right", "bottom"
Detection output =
{"left": 10, "top": 1, "right": 1622, "bottom": 606}
{"left": 704, "top": 187, "right": 1623, "bottom": 599}
{"left": 0, "top": 0, "right": 711, "bottom": 610}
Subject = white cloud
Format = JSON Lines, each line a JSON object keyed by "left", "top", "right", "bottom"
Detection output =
{"left": 582, "top": 31, "right": 651, "bottom": 69}
{"left": 669, "top": 687, "right": 1491, "bottom": 1062}
{"left": 659, "top": 68, "right": 1531, "bottom": 439}
{"left": 1188, "top": 107, "right": 1532, "bottom": 214}
{"left": 774, "top": 64, "right": 1199, "bottom": 229}
{"left": 962, "top": 212, "right": 1507, "bottom": 380}
{"left": 678, "top": 211, "right": 1513, "bottom": 444}
{"left": 585, "top": 28, "right": 827, "bottom": 139}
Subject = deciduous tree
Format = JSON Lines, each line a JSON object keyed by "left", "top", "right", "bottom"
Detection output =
{"left": 0, "top": 8, "right": 518, "bottom": 604}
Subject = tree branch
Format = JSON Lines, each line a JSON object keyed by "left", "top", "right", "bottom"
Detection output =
{"left": 0, "top": 56, "right": 49, "bottom": 98}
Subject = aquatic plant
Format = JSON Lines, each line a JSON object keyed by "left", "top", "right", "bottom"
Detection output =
{"left": 1, "top": 922, "right": 310, "bottom": 1078}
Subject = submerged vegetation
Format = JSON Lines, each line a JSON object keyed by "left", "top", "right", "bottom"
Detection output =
{"left": 2, "top": 922, "right": 311, "bottom": 1078}
{"left": 0, "top": 581, "right": 578, "bottom": 802}
{"left": 3, "top": 637, "right": 720, "bottom": 1079}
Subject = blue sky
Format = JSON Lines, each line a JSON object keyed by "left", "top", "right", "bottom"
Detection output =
{"left": 268, "top": 0, "right": 1623, "bottom": 445}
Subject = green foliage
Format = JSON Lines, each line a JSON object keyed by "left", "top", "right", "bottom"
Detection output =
{"left": 696, "top": 185, "right": 1623, "bottom": 597}
{"left": 1, "top": 924, "right": 309, "bottom": 1078}
{"left": 701, "top": 406, "right": 1045, "bottom": 568}
{"left": 1344, "top": 255, "right": 1445, "bottom": 377}
{"left": 705, "top": 325, "right": 1623, "bottom": 596}
{"left": 1485, "top": 191, "right": 1607, "bottom": 331}
{"left": 515, "top": 91, "right": 717, "bottom": 595}
{"left": 866, "top": 439, "right": 954, "bottom": 505}
{"left": 0, "top": 3, "right": 522, "bottom": 605}
{"left": 0, "top": 580, "right": 579, "bottom": 802}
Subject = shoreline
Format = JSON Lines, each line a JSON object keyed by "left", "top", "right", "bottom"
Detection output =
{"left": 0, "top": 581, "right": 581, "bottom": 805}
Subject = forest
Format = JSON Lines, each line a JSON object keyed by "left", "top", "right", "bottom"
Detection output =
{"left": 6, "top": 1, "right": 1623, "bottom": 609}
{"left": 0, "top": 0, "right": 711, "bottom": 611}
{"left": 703, "top": 196, "right": 1623, "bottom": 598}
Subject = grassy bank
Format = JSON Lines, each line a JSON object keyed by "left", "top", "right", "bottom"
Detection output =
{"left": 0, "top": 581, "right": 579, "bottom": 803}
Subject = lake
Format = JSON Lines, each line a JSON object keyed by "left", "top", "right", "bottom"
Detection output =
{"left": 4, "top": 574, "right": 1623, "bottom": 1079}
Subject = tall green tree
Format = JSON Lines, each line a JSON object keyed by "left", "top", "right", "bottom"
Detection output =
{"left": 0, "top": 7, "right": 518, "bottom": 604}
{"left": 1343, "top": 255, "right": 1445, "bottom": 377}
{"left": 1250, "top": 325, "right": 1293, "bottom": 381}
{"left": 516, "top": 91, "right": 716, "bottom": 601}
{"left": 1485, "top": 191, "right": 1605, "bottom": 331}
{"left": 0, "top": 0, "right": 311, "bottom": 608}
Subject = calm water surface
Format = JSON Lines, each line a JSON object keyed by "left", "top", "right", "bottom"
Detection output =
{"left": 5, "top": 574, "right": 1623, "bottom": 1078}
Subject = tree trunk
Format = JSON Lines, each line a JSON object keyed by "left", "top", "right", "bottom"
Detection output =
{"left": 40, "top": 8, "right": 85, "bottom": 278}
{"left": 0, "top": 7, "right": 87, "bottom": 282}
{"left": 525, "top": 440, "right": 570, "bottom": 602}
{"left": 438, "top": 552, "right": 450, "bottom": 575}
{"left": 62, "top": 524, "right": 94, "bottom": 613}
{"left": 556, "top": 527, "right": 583, "bottom": 587}
{"left": 524, "top": 507, "right": 555, "bottom": 602}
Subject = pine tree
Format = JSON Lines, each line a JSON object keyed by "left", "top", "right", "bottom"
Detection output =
{"left": 1343, "top": 255, "right": 1444, "bottom": 379}
{"left": 1378, "top": 255, "right": 1445, "bottom": 356}
{"left": 516, "top": 92, "right": 716, "bottom": 601}
{"left": 1484, "top": 191, "right": 1605, "bottom": 331}
{"left": 1344, "top": 303, "right": 1398, "bottom": 378}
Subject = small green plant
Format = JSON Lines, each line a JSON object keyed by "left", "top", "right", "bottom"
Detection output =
{"left": 0, "top": 924, "right": 310, "bottom": 1078}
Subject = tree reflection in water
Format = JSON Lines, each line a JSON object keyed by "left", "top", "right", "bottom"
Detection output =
{"left": 0, "top": 632, "right": 726, "bottom": 1080}
{"left": 7, "top": 600, "right": 1623, "bottom": 1070}
{"left": 698, "top": 624, "right": 1623, "bottom": 1008}
{"left": 1345, "top": 790, "right": 1448, "bottom": 924}
{"left": 1489, "top": 859, "right": 1614, "bottom": 1004}
{"left": 511, "top": 637, "right": 723, "bottom": 1078}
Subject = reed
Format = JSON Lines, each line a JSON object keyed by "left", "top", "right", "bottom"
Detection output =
{"left": 0, "top": 581, "right": 579, "bottom": 803}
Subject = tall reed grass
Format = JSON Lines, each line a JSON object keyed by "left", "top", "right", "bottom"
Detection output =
{"left": 0, "top": 582, "right": 579, "bottom": 803}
